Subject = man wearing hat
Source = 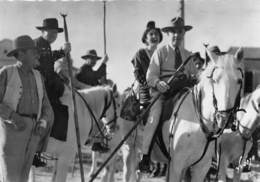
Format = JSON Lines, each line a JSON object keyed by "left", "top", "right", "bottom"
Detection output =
{"left": 34, "top": 18, "right": 71, "bottom": 166}
{"left": 0, "top": 35, "right": 53, "bottom": 181}
{"left": 139, "top": 17, "right": 199, "bottom": 171}
{"left": 76, "top": 49, "right": 108, "bottom": 86}
{"left": 76, "top": 49, "right": 109, "bottom": 152}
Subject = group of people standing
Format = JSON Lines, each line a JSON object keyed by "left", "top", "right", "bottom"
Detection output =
{"left": 0, "top": 14, "right": 218, "bottom": 181}
{"left": 0, "top": 17, "right": 110, "bottom": 181}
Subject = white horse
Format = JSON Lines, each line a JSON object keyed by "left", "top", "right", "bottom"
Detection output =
{"left": 31, "top": 85, "right": 117, "bottom": 182}
{"left": 120, "top": 48, "right": 244, "bottom": 182}
{"left": 217, "top": 86, "right": 260, "bottom": 182}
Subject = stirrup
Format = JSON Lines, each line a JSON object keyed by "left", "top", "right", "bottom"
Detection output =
{"left": 32, "top": 153, "right": 47, "bottom": 168}
{"left": 138, "top": 155, "right": 151, "bottom": 173}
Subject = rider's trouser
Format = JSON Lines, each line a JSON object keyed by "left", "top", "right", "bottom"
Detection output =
{"left": 142, "top": 92, "right": 163, "bottom": 155}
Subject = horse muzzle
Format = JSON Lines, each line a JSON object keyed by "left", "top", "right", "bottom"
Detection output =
{"left": 215, "top": 111, "right": 230, "bottom": 129}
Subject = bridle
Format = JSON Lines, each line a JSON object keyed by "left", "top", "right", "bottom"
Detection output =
{"left": 100, "top": 89, "right": 118, "bottom": 130}
{"left": 206, "top": 66, "right": 244, "bottom": 137}
{"left": 75, "top": 88, "right": 117, "bottom": 139}
{"left": 189, "top": 66, "right": 244, "bottom": 167}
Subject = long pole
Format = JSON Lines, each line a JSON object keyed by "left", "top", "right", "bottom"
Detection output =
{"left": 103, "top": 0, "right": 107, "bottom": 55}
{"left": 178, "top": 0, "right": 185, "bottom": 48}
{"left": 88, "top": 53, "right": 196, "bottom": 182}
{"left": 60, "top": 13, "right": 85, "bottom": 182}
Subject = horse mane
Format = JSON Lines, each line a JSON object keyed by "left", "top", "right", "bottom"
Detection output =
{"left": 199, "top": 54, "right": 242, "bottom": 84}
{"left": 78, "top": 86, "right": 111, "bottom": 113}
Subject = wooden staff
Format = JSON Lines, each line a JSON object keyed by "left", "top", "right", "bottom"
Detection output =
{"left": 60, "top": 13, "right": 85, "bottom": 182}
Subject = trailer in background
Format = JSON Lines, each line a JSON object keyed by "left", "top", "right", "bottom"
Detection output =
{"left": 0, "top": 39, "right": 17, "bottom": 67}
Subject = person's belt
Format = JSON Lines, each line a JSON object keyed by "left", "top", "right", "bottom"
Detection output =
{"left": 19, "top": 113, "right": 37, "bottom": 120}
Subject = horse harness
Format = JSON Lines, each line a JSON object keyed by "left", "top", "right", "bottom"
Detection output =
{"left": 74, "top": 88, "right": 117, "bottom": 141}
{"left": 166, "top": 67, "right": 244, "bottom": 170}
{"left": 189, "top": 67, "right": 243, "bottom": 167}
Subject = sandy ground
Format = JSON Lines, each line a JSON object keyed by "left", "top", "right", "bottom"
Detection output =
{"left": 34, "top": 165, "right": 166, "bottom": 182}
{"left": 34, "top": 162, "right": 260, "bottom": 182}
{"left": 33, "top": 148, "right": 260, "bottom": 182}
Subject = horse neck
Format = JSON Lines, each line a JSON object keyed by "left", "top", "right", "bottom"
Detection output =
{"left": 78, "top": 88, "right": 106, "bottom": 119}
{"left": 196, "top": 82, "right": 215, "bottom": 121}
{"left": 239, "top": 91, "right": 259, "bottom": 132}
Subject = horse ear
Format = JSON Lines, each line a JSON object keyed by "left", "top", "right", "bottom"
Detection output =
{"left": 205, "top": 47, "right": 218, "bottom": 64}
{"left": 112, "top": 84, "right": 117, "bottom": 93}
{"left": 235, "top": 47, "right": 244, "bottom": 62}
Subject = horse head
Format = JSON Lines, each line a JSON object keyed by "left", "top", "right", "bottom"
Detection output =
{"left": 197, "top": 47, "right": 244, "bottom": 132}
{"left": 238, "top": 86, "right": 260, "bottom": 140}
{"left": 99, "top": 86, "right": 118, "bottom": 134}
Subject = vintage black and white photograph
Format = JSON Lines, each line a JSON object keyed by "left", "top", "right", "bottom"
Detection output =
{"left": 0, "top": 0, "right": 260, "bottom": 181}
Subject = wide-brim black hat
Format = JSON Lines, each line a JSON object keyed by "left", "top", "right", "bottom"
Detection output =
{"left": 142, "top": 21, "right": 163, "bottom": 44}
{"left": 162, "top": 17, "right": 192, "bottom": 32}
{"left": 36, "top": 18, "right": 63, "bottom": 33}
{"left": 81, "top": 49, "right": 102, "bottom": 60}
{"left": 7, "top": 35, "right": 38, "bottom": 57}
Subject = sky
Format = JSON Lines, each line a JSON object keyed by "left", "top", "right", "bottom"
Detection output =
{"left": 0, "top": 0, "right": 260, "bottom": 92}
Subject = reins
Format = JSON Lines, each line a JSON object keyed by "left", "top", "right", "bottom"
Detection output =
{"left": 74, "top": 88, "right": 117, "bottom": 141}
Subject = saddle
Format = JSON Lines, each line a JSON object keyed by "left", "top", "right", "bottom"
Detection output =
{"left": 120, "top": 87, "right": 140, "bottom": 121}
{"left": 150, "top": 75, "right": 196, "bottom": 160}
{"left": 151, "top": 89, "right": 190, "bottom": 160}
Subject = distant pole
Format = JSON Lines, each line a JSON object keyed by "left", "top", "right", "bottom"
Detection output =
{"left": 178, "top": 0, "right": 185, "bottom": 48}
{"left": 103, "top": 0, "right": 107, "bottom": 55}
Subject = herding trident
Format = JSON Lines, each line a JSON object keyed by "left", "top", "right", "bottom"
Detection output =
{"left": 60, "top": 13, "right": 85, "bottom": 182}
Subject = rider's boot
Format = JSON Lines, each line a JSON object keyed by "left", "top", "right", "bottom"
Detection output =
{"left": 138, "top": 154, "right": 151, "bottom": 173}
{"left": 32, "top": 152, "right": 47, "bottom": 168}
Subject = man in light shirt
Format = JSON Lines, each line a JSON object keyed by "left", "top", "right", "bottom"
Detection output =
{"left": 139, "top": 17, "right": 199, "bottom": 171}
{"left": 0, "top": 35, "right": 54, "bottom": 182}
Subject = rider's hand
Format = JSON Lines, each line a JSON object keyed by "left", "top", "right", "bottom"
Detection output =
{"left": 156, "top": 81, "right": 170, "bottom": 93}
{"left": 63, "top": 42, "right": 71, "bottom": 54}
{"left": 0, "top": 104, "right": 13, "bottom": 120}
{"left": 102, "top": 54, "right": 109, "bottom": 64}
{"left": 9, "top": 112, "right": 26, "bottom": 131}
{"left": 34, "top": 119, "right": 48, "bottom": 137}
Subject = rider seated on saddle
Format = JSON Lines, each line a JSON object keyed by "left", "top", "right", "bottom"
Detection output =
{"left": 138, "top": 17, "right": 201, "bottom": 172}
{"left": 75, "top": 49, "right": 110, "bottom": 153}
{"left": 34, "top": 18, "right": 71, "bottom": 167}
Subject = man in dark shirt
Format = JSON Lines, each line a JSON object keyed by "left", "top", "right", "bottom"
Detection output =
{"left": 76, "top": 49, "right": 109, "bottom": 153}
{"left": 76, "top": 49, "right": 108, "bottom": 86}
{"left": 34, "top": 18, "right": 71, "bottom": 167}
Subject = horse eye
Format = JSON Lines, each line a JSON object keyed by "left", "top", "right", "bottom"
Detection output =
{"left": 237, "top": 79, "right": 242, "bottom": 85}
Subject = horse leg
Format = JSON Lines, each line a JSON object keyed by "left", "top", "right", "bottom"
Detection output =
{"left": 217, "top": 154, "right": 228, "bottom": 182}
{"left": 122, "top": 144, "right": 138, "bottom": 182}
{"left": 168, "top": 159, "right": 184, "bottom": 182}
{"left": 28, "top": 167, "right": 36, "bottom": 182}
{"left": 53, "top": 149, "right": 74, "bottom": 182}
{"left": 190, "top": 156, "right": 212, "bottom": 182}
{"left": 100, "top": 159, "right": 116, "bottom": 182}
{"left": 89, "top": 151, "right": 98, "bottom": 178}
{"left": 52, "top": 159, "right": 58, "bottom": 182}
{"left": 233, "top": 168, "right": 242, "bottom": 182}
